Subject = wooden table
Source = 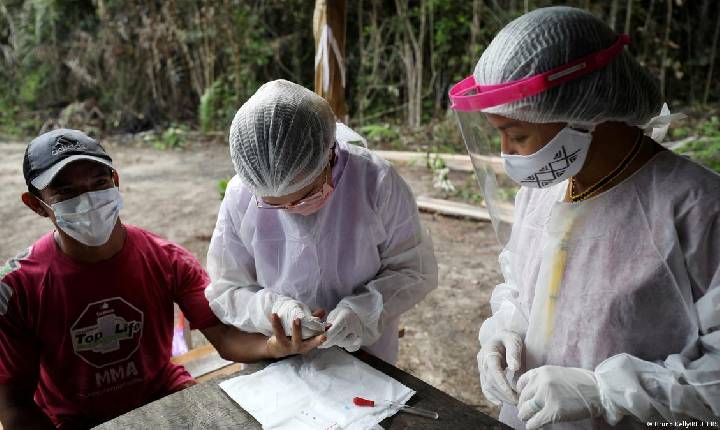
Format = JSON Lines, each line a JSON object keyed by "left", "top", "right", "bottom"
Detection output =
{"left": 95, "top": 352, "right": 509, "bottom": 429}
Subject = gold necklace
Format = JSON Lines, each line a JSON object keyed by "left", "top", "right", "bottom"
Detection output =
{"left": 570, "top": 130, "right": 643, "bottom": 203}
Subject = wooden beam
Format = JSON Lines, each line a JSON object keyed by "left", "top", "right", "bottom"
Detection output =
{"left": 416, "top": 195, "right": 491, "bottom": 222}
{"left": 416, "top": 195, "right": 514, "bottom": 224}
{"left": 171, "top": 344, "right": 234, "bottom": 379}
{"left": 372, "top": 150, "right": 505, "bottom": 175}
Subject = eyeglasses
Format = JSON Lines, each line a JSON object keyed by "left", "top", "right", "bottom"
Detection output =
{"left": 255, "top": 144, "right": 336, "bottom": 210}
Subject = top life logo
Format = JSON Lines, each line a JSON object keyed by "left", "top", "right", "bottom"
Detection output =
{"left": 71, "top": 298, "right": 144, "bottom": 368}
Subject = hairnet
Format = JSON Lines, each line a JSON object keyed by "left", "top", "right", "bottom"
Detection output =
{"left": 229, "top": 79, "right": 336, "bottom": 198}
{"left": 473, "top": 6, "right": 662, "bottom": 126}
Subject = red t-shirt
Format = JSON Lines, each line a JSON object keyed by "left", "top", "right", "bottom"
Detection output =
{"left": 0, "top": 225, "right": 220, "bottom": 428}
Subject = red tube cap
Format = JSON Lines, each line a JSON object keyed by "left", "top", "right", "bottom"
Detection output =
{"left": 353, "top": 397, "right": 375, "bottom": 407}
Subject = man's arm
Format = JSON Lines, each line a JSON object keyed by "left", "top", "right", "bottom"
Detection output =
{"left": 0, "top": 384, "right": 55, "bottom": 430}
{"left": 201, "top": 315, "right": 325, "bottom": 363}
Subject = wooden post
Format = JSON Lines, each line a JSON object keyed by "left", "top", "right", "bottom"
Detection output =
{"left": 313, "top": 0, "right": 348, "bottom": 121}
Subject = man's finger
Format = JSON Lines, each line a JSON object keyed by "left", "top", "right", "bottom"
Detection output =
{"left": 312, "top": 308, "right": 326, "bottom": 319}
{"left": 270, "top": 313, "right": 283, "bottom": 334}
{"left": 324, "top": 324, "right": 345, "bottom": 345}
{"left": 300, "top": 334, "right": 327, "bottom": 353}
{"left": 271, "top": 313, "right": 288, "bottom": 345}
{"left": 301, "top": 316, "right": 326, "bottom": 334}
{"left": 291, "top": 318, "right": 302, "bottom": 351}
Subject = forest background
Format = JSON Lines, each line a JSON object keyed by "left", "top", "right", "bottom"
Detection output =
{"left": 1, "top": 0, "right": 720, "bottom": 420}
{"left": 0, "top": 0, "right": 719, "bottom": 169}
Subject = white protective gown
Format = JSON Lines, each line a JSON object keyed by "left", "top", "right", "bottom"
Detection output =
{"left": 205, "top": 142, "right": 438, "bottom": 364}
{"left": 480, "top": 150, "right": 720, "bottom": 428}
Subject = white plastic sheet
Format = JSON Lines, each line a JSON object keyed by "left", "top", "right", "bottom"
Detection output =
{"left": 219, "top": 348, "right": 414, "bottom": 430}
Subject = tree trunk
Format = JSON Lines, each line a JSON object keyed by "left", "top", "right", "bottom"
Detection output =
{"left": 623, "top": 0, "right": 632, "bottom": 34}
{"left": 659, "top": 0, "right": 672, "bottom": 99}
{"left": 609, "top": 0, "right": 619, "bottom": 30}
{"left": 703, "top": 5, "right": 720, "bottom": 104}
{"left": 640, "top": 0, "right": 656, "bottom": 65}
{"left": 313, "top": 0, "right": 348, "bottom": 121}
{"left": 395, "top": 0, "right": 426, "bottom": 128}
{"left": 356, "top": 0, "right": 365, "bottom": 122}
{"left": 470, "top": 0, "right": 482, "bottom": 52}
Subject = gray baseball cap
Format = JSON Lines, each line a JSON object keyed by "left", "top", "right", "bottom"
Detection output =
{"left": 23, "top": 129, "right": 114, "bottom": 190}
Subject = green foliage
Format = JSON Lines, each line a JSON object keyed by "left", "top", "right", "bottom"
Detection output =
{"left": 144, "top": 125, "right": 189, "bottom": 150}
{"left": 218, "top": 178, "right": 230, "bottom": 200}
{"left": 199, "top": 78, "right": 237, "bottom": 133}
{"left": 358, "top": 124, "right": 401, "bottom": 147}
{"left": 497, "top": 186, "right": 518, "bottom": 202}
{"left": 426, "top": 153, "right": 455, "bottom": 194}
{"left": 19, "top": 65, "right": 50, "bottom": 105}
{"left": 453, "top": 175, "right": 484, "bottom": 205}
{"left": 2, "top": 0, "right": 720, "bottom": 138}
{"left": 430, "top": 114, "right": 466, "bottom": 154}
{"left": 199, "top": 81, "right": 220, "bottom": 133}
{"left": 673, "top": 116, "right": 720, "bottom": 173}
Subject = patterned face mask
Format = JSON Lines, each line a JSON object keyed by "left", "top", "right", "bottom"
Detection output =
{"left": 501, "top": 126, "right": 592, "bottom": 188}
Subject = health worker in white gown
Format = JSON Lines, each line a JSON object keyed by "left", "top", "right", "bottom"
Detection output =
{"left": 448, "top": 6, "right": 720, "bottom": 430}
{"left": 205, "top": 80, "right": 438, "bottom": 364}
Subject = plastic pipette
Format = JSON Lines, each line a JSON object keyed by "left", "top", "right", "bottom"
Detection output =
{"left": 352, "top": 396, "right": 439, "bottom": 419}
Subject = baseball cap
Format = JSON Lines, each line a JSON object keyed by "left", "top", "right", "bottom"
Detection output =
{"left": 23, "top": 129, "right": 114, "bottom": 190}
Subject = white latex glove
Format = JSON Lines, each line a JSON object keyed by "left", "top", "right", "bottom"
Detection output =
{"left": 517, "top": 365, "right": 604, "bottom": 430}
{"left": 477, "top": 330, "right": 523, "bottom": 405}
{"left": 270, "top": 297, "right": 326, "bottom": 339}
{"left": 318, "top": 306, "right": 363, "bottom": 351}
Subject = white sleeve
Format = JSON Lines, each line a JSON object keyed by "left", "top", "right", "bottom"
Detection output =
{"left": 204, "top": 179, "right": 277, "bottom": 336}
{"left": 478, "top": 248, "right": 530, "bottom": 346}
{"left": 336, "top": 166, "right": 438, "bottom": 345}
{"left": 595, "top": 288, "right": 720, "bottom": 423}
{"left": 594, "top": 197, "right": 720, "bottom": 423}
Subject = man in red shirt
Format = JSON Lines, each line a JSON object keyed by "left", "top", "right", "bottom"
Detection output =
{"left": 0, "top": 129, "right": 325, "bottom": 429}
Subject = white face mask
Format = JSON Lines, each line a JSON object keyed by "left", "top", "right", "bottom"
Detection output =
{"left": 41, "top": 187, "right": 123, "bottom": 246}
{"left": 501, "top": 126, "right": 593, "bottom": 188}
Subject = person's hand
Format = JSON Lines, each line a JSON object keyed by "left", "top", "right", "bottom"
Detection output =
{"left": 271, "top": 296, "right": 327, "bottom": 339}
{"left": 477, "top": 330, "right": 523, "bottom": 405}
{"left": 265, "top": 313, "right": 326, "bottom": 359}
{"left": 517, "top": 365, "right": 604, "bottom": 430}
{"left": 318, "top": 306, "right": 363, "bottom": 351}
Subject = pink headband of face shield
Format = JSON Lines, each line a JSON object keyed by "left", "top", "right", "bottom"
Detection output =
{"left": 449, "top": 34, "right": 631, "bottom": 112}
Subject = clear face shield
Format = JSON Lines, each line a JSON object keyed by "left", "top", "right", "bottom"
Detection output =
{"left": 454, "top": 108, "right": 517, "bottom": 245}
{"left": 449, "top": 34, "right": 630, "bottom": 245}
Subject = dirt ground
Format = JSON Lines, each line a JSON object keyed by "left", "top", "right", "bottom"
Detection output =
{"left": 0, "top": 139, "right": 502, "bottom": 418}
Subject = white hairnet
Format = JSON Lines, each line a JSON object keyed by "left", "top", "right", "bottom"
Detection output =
{"left": 473, "top": 6, "right": 662, "bottom": 126}
{"left": 229, "top": 79, "right": 336, "bottom": 198}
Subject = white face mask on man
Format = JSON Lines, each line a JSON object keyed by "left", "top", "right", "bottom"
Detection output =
{"left": 501, "top": 126, "right": 593, "bottom": 189}
{"left": 40, "top": 187, "right": 123, "bottom": 246}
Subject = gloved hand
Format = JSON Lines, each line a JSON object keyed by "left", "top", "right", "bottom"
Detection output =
{"left": 270, "top": 296, "right": 326, "bottom": 339}
{"left": 517, "top": 365, "right": 604, "bottom": 430}
{"left": 318, "top": 306, "right": 364, "bottom": 351}
{"left": 477, "top": 330, "right": 523, "bottom": 405}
